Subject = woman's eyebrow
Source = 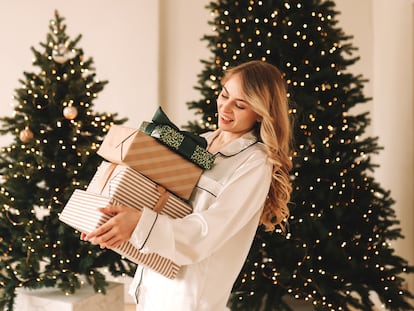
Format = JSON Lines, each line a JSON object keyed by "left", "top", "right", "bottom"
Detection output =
{"left": 222, "top": 86, "right": 248, "bottom": 103}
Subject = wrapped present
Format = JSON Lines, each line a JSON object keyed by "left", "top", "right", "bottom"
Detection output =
{"left": 97, "top": 125, "right": 205, "bottom": 200}
{"left": 59, "top": 161, "right": 193, "bottom": 279}
{"left": 59, "top": 190, "right": 180, "bottom": 279}
{"left": 139, "top": 107, "right": 215, "bottom": 170}
{"left": 87, "top": 161, "right": 192, "bottom": 218}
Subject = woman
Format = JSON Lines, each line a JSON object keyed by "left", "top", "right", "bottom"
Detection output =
{"left": 84, "top": 60, "right": 293, "bottom": 310}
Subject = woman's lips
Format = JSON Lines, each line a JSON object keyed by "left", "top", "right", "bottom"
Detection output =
{"left": 220, "top": 115, "right": 233, "bottom": 124}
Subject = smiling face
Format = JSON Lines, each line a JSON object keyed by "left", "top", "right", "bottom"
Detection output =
{"left": 216, "top": 74, "right": 259, "bottom": 139}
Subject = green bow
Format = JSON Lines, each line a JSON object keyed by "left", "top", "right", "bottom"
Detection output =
{"left": 150, "top": 107, "right": 207, "bottom": 148}
{"left": 139, "top": 107, "right": 214, "bottom": 170}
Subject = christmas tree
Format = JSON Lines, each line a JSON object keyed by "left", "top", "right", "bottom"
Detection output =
{"left": 0, "top": 11, "right": 134, "bottom": 310}
{"left": 186, "top": 1, "right": 414, "bottom": 310}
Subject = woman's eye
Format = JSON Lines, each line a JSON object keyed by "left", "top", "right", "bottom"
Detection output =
{"left": 236, "top": 103, "right": 245, "bottom": 109}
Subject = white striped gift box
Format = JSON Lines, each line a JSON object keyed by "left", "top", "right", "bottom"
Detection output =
{"left": 97, "top": 125, "right": 203, "bottom": 200}
{"left": 87, "top": 161, "right": 192, "bottom": 218}
{"left": 59, "top": 190, "right": 180, "bottom": 279}
{"left": 59, "top": 161, "right": 193, "bottom": 279}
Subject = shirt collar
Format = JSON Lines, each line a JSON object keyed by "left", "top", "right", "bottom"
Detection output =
{"left": 204, "top": 130, "right": 259, "bottom": 157}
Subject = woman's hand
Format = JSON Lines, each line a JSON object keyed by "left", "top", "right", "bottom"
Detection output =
{"left": 82, "top": 205, "right": 142, "bottom": 249}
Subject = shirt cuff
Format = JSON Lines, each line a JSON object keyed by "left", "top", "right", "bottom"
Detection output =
{"left": 130, "top": 207, "right": 158, "bottom": 251}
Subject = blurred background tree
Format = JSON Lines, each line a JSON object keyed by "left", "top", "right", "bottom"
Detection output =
{"left": 0, "top": 11, "right": 135, "bottom": 310}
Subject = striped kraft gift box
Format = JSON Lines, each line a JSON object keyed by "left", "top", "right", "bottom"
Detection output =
{"left": 97, "top": 125, "right": 204, "bottom": 200}
{"left": 59, "top": 161, "right": 193, "bottom": 279}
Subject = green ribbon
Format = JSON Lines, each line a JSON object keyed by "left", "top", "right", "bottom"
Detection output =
{"left": 140, "top": 107, "right": 214, "bottom": 170}
{"left": 150, "top": 107, "right": 207, "bottom": 148}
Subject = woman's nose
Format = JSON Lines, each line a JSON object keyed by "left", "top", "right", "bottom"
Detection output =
{"left": 220, "top": 99, "right": 233, "bottom": 111}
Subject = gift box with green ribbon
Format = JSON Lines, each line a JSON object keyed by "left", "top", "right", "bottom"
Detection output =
{"left": 139, "top": 107, "right": 214, "bottom": 170}
{"left": 97, "top": 125, "right": 203, "bottom": 200}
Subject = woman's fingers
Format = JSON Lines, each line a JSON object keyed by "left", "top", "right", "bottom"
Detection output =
{"left": 84, "top": 205, "right": 142, "bottom": 249}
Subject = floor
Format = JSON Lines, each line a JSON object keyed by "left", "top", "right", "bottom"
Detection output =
{"left": 123, "top": 304, "right": 311, "bottom": 310}
{"left": 124, "top": 302, "right": 377, "bottom": 310}
{"left": 123, "top": 301, "right": 314, "bottom": 311}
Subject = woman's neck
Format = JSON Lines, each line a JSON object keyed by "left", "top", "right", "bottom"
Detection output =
{"left": 207, "top": 130, "right": 243, "bottom": 154}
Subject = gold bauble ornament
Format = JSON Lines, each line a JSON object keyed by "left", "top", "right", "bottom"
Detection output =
{"left": 19, "top": 128, "right": 34, "bottom": 143}
{"left": 63, "top": 106, "right": 78, "bottom": 120}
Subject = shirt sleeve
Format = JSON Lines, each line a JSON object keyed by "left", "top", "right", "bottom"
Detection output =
{"left": 129, "top": 152, "right": 272, "bottom": 266}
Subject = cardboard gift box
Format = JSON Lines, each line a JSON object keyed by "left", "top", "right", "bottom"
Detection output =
{"left": 97, "top": 125, "right": 204, "bottom": 200}
{"left": 60, "top": 161, "right": 193, "bottom": 279}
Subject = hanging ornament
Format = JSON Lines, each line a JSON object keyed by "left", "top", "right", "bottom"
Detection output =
{"left": 63, "top": 105, "right": 78, "bottom": 120}
{"left": 52, "top": 43, "right": 75, "bottom": 64}
{"left": 19, "top": 127, "right": 34, "bottom": 143}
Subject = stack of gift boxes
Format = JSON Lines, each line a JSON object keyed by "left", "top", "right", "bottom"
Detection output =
{"left": 59, "top": 108, "right": 214, "bottom": 279}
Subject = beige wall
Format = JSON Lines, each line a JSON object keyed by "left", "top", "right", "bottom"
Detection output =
{"left": 0, "top": 0, "right": 413, "bottom": 299}
{"left": 0, "top": 0, "right": 160, "bottom": 144}
{"left": 371, "top": 0, "right": 414, "bottom": 291}
{"left": 158, "top": 0, "right": 212, "bottom": 126}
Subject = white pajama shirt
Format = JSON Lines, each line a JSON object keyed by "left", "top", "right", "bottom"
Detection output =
{"left": 128, "top": 130, "right": 273, "bottom": 311}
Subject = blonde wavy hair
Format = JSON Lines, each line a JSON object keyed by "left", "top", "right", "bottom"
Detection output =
{"left": 221, "top": 60, "right": 293, "bottom": 232}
